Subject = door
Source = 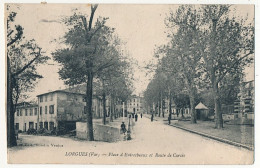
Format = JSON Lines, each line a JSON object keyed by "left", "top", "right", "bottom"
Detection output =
{"left": 44, "top": 122, "right": 48, "bottom": 130}
{"left": 197, "top": 110, "right": 201, "bottom": 120}
{"left": 29, "top": 122, "right": 34, "bottom": 129}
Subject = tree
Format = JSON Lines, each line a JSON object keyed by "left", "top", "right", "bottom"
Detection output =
{"left": 6, "top": 6, "right": 48, "bottom": 147}
{"left": 199, "top": 5, "right": 254, "bottom": 128}
{"left": 162, "top": 5, "right": 205, "bottom": 124}
{"left": 53, "top": 5, "right": 127, "bottom": 140}
{"left": 95, "top": 36, "right": 133, "bottom": 123}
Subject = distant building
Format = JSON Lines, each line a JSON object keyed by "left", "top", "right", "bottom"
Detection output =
{"left": 235, "top": 80, "right": 254, "bottom": 113}
{"left": 127, "top": 95, "right": 144, "bottom": 114}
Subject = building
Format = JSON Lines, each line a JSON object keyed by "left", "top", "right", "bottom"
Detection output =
{"left": 15, "top": 102, "right": 38, "bottom": 131}
{"left": 195, "top": 102, "right": 209, "bottom": 120}
{"left": 233, "top": 80, "right": 254, "bottom": 120}
{"left": 127, "top": 95, "right": 144, "bottom": 114}
{"left": 15, "top": 89, "right": 103, "bottom": 132}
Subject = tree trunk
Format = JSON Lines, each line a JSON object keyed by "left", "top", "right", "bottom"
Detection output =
{"left": 190, "top": 95, "right": 197, "bottom": 124}
{"left": 214, "top": 84, "right": 223, "bottom": 128}
{"left": 110, "top": 96, "right": 113, "bottom": 122}
{"left": 102, "top": 92, "right": 106, "bottom": 125}
{"left": 158, "top": 101, "right": 161, "bottom": 117}
{"left": 86, "top": 71, "right": 94, "bottom": 141}
{"left": 168, "top": 89, "right": 172, "bottom": 124}
{"left": 161, "top": 94, "right": 163, "bottom": 118}
{"left": 210, "top": 18, "right": 223, "bottom": 129}
{"left": 7, "top": 56, "right": 17, "bottom": 147}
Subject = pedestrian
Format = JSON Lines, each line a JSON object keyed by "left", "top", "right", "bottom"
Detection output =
{"left": 151, "top": 114, "right": 154, "bottom": 122}
{"left": 135, "top": 113, "right": 138, "bottom": 122}
{"left": 132, "top": 113, "right": 134, "bottom": 118}
{"left": 141, "top": 113, "right": 143, "bottom": 118}
{"left": 120, "top": 122, "right": 126, "bottom": 134}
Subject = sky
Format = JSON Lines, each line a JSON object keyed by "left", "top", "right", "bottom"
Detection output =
{"left": 7, "top": 3, "right": 254, "bottom": 101}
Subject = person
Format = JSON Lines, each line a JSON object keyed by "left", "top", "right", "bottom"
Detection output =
{"left": 141, "top": 113, "right": 143, "bottom": 118}
{"left": 135, "top": 113, "right": 138, "bottom": 122}
{"left": 151, "top": 114, "right": 154, "bottom": 122}
{"left": 120, "top": 122, "right": 126, "bottom": 134}
{"left": 15, "top": 129, "right": 19, "bottom": 140}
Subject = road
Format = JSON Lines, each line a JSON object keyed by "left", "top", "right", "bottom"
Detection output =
{"left": 8, "top": 117, "right": 253, "bottom": 164}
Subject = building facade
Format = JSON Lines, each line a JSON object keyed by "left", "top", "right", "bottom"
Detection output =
{"left": 126, "top": 95, "right": 144, "bottom": 114}
{"left": 15, "top": 102, "right": 38, "bottom": 132}
{"left": 234, "top": 80, "right": 254, "bottom": 115}
{"left": 15, "top": 90, "right": 103, "bottom": 132}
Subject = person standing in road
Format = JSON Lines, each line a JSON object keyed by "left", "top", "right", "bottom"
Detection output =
{"left": 141, "top": 113, "right": 143, "bottom": 118}
{"left": 135, "top": 113, "right": 138, "bottom": 122}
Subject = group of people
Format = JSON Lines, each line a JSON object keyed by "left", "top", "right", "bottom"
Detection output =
{"left": 130, "top": 113, "right": 143, "bottom": 122}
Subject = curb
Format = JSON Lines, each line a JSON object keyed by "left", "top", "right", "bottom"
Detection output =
{"left": 145, "top": 115, "right": 254, "bottom": 151}
{"left": 169, "top": 124, "right": 254, "bottom": 151}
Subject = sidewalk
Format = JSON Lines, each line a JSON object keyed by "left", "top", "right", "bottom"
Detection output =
{"left": 145, "top": 114, "right": 254, "bottom": 150}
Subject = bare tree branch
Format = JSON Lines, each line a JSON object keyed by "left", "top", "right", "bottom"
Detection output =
{"left": 12, "top": 48, "right": 42, "bottom": 77}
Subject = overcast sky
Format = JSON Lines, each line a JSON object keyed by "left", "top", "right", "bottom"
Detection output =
{"left": 7, "top": 4, "right": 254, "bottom": 101}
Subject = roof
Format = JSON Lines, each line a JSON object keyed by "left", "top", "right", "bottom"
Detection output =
{"left": 36, "top": 90, "right": 85, "bottom": 97}
{"left": 36, "top": 87, "right": 101, "bottom": 99}
{"left": 16, "top": 102, "right": 38, "bottom": 108}
{"left": 195, "top": 102, "right": 208, "bottom": 110}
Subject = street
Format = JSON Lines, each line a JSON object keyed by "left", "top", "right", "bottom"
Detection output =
{"left": 8, "top": 117, "right": 253, "bottom": 164}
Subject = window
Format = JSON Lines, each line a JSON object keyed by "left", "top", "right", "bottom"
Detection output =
{"left": 17, "top": 110, "right": 19, "bottom": 116}
{"left": 40, "top": 107, "right": 42, "bottom": 115}
{"left": 40, "top": 96, "right": 43, "bottom": 102}
{"left": 34, "top": 108, "right": 38, "bottom": 115}
{"left": 45, "top": 95, "right": 47, "bottom": 102}
{"left": 134, "top": 99, "right": 135, "bottom": 102}
{"left": 25, "top": 109, "right": 28, "bottom": 116}
{"left": 45, "top": 106, "right": 48, "bottom": 114}
{"left": 20, "top": 110, "right": 22, "bottom": 116}
{"left": 30, "top": 108, "right": 33, "bottom": 116}
{"left": 15, "top": 123, "right": 19, "bottom": 130}
{"left": 49, "top": 122, "right": 54, "bottom": 130}
{"left": 49, "top": 105, "right": 54, "bottom": 114}
{"left": 50, "top": 93, "right": 53, "bottom": 101}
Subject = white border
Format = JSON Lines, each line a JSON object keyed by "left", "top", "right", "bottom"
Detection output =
{"left": 0, "top": 0, "right": 259, "bottom": 168}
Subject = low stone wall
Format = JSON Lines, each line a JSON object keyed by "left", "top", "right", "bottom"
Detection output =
{"left": 222, "top": 114, "right": 236, "bottom": 121}
{"left": 76, "top": 122, "right": 121, "bottom": 142}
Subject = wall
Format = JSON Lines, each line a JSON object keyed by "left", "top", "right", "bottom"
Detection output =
{"left": 57, "top": 92, "right": 86, "bottom": 121}
{"left": 76, "top": 122, "right": 121, "bottom": 142}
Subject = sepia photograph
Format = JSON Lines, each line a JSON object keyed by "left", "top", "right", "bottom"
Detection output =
{"left": 3, "top": 1, "right": 257, "bottom": 165}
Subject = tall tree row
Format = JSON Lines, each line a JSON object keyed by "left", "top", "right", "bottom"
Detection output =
{"left": 144, "top": 4, "right": 254, "bottom": 128}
